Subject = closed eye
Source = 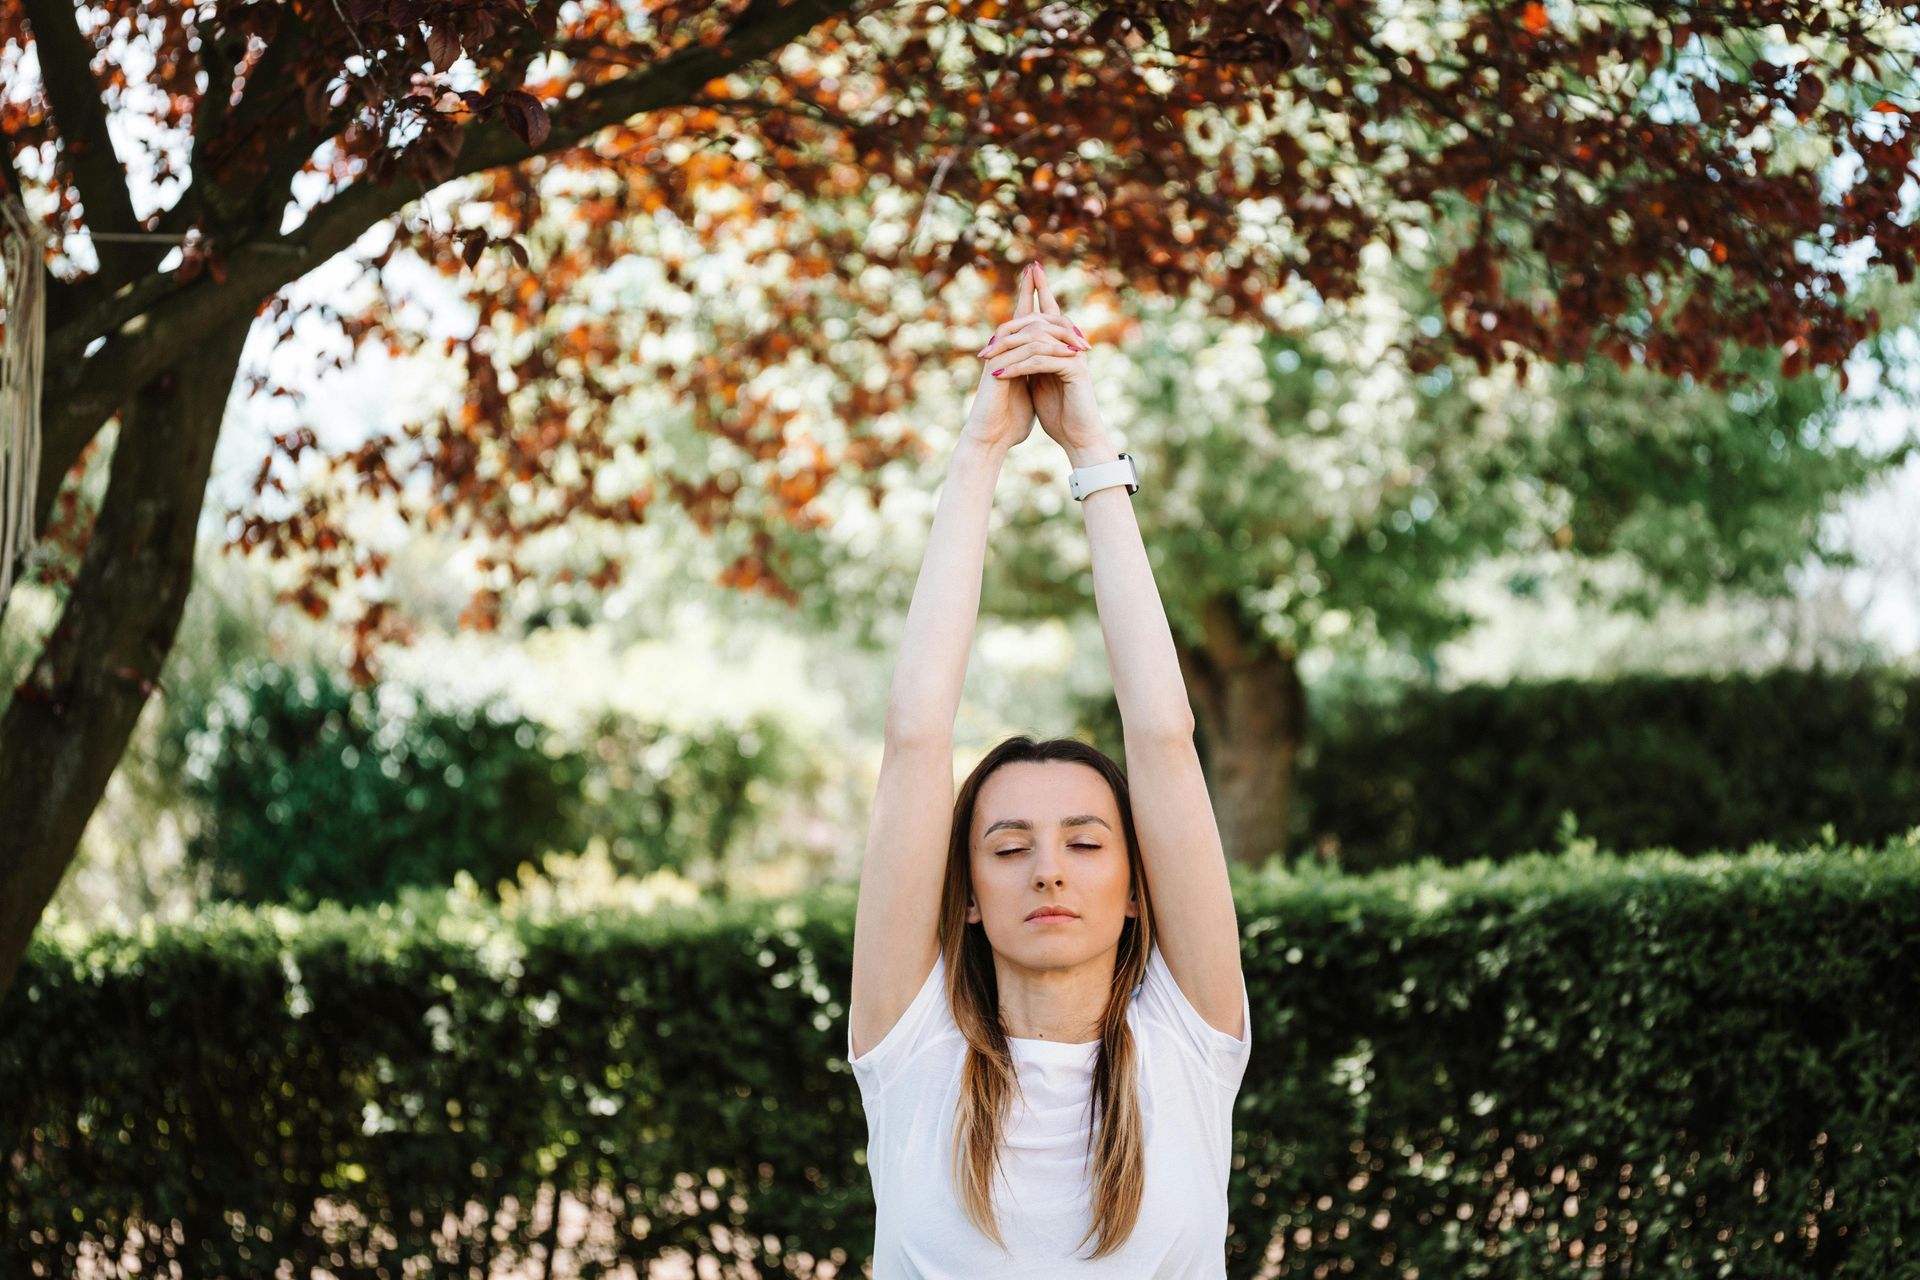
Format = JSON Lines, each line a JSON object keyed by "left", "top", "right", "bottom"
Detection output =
{"left": 995, "top": 843, "right": 1101, "bottom": 856}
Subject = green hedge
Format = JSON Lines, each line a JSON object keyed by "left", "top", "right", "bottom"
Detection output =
{"left": 171, "top": 661, "right": 807, "bottom": 906}
{"left": 175, "top": 661, "right": 584, "bottom": 907}
{"left": 6, "top": 833, "right": 1919, "bottom": 1276}
{"left": 1302, "top": 664, "right": 1920, "bottom": 870}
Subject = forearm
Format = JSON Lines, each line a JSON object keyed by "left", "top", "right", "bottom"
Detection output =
{"left": 883, "top": 434, "right": 1010, "bottom": 740}
{"left": 1067, "top": 424, "right": 1196, "bottom": 737}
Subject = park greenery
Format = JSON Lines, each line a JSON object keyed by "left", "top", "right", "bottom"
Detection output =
{"left": 6, "top": 832, "right": 1916, "bottom": 1276}
{"left": 2, "top": 1, "right": 1919, "bottom": 1270}
{"left": 5, "top": 0, "right": 1920, "bottom": 1000}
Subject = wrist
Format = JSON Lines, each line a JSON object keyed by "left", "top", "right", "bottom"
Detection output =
{"left": 954, "top": 430, "right": 1014, "bottom": 467}
{"left": 1064, "top": 434, "right": 1120, "bottom": 470}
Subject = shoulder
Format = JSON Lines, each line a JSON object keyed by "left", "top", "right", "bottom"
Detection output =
{"left": 1133, "top": 940, "right": 1253, "bottom": 1093}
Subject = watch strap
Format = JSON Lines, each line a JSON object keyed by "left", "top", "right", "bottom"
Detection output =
{"left": 1069, "top": 452, "right": 1140, "bottom": 501}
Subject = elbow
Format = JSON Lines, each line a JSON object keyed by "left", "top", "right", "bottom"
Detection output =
{"left": 883, "top": 714, "right": 951, "bottom": 748}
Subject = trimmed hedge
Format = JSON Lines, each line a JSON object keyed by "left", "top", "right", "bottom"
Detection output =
{"left": 5, "top": 833, "right": 1919, "bottom": 1277}
{"left": 1302, "top": 664, "right": 1920, "bottom": 870}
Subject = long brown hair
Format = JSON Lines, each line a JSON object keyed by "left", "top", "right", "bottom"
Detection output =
{"left": 940, "top": 734, "right": 1157, "bottom": 1258}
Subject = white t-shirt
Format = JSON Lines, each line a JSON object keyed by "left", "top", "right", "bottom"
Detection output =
{"left": 848, "top": 940, "right": 1254, "bottom": 1277}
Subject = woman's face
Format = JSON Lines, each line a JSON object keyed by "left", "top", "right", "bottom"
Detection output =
{"left": 965, "top": 760, "right": 1136, "bottom": 964}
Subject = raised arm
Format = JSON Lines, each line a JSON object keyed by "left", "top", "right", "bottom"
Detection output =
{"left": 1029, "top": 260, "right": 1247, "bottom": 1039}
{"left": 848, "top": 270, "right": 1041, "bottom": 1061}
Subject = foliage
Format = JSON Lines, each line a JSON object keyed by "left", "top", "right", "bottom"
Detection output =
{"left": 174, "top": 661, "right": 585, "bottom": 907}
{"left": 1299, "top": 662, "right": 1920, "bottom": 872}
{"left": 10, "top": 0, "right": 1919, "bottom": 673}
{"left": 1068, "top": 661, "right": 1920, "bottom": 870}
{"left": 963, "top": 253, "right": 1917, "bottom": 662}
{"left": 6, "top": 833, "right": 1919, "bottom": 1276}
{"left": 558, "top": 706, "right": 811, "bottom": 894}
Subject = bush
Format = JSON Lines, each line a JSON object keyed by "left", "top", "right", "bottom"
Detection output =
{"left": 5, "top": 834, "right": 1918, "bottom": 1276}
{"left": 1301, "top": 664, "right": 1920, "bottom": 870}
{"left": 1075, "top": 664, "right": 1920, "bottom": 870}
{"left": 177, "top": 662, "right": 585, "bottom": 907}
{"left": 559, "top": 707, "right": 805, "bottom": 889}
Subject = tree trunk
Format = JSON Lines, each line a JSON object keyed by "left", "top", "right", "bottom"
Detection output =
{"left": 0, "top": 311, "right": 254, "bottom": 1004}
{"left": 1174, "top": 595, "right": 1307, "bottom": 869}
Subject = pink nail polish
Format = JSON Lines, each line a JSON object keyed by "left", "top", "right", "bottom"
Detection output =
{"left": 1073, "top": 324, "right": 1086, "bottom": 339}
{"left": 991, "top": 369, "right": 1004, "bottom": 377}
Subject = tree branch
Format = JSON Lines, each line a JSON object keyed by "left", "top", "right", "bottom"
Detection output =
{"left": 34, "top": 0, "right": 861, "bottom": 537}
{"left": 18, "top": 0, "right": 158, "bottom": 286}
{"left": 168, "top": 12, "right": 318, "bottom": 239}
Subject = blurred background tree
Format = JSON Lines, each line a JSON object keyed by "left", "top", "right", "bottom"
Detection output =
{"left": 777, "top": 246, "right": 1920, "bottom": 865}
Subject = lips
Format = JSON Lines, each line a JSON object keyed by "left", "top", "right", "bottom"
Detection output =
{"left": 1025, "top": 906, "right": 1080, "bottom": 922}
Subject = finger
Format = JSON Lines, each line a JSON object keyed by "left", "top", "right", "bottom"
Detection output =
{"left": 1032, "top": 260, "right": 1061, "bottom": 315}
{"left": 991, "top": 348, "right": 1080, "bottom": 378}
{"left": 1031, "top": 261, "right": 1090, "bottom": 345}
{"left": 974, "top": 264, "right": 1041, "bottom": 358}
{"left": 985, "top": 331, "right": 1081, "bottom": 371}
{"left": 984, "top": 313, "right": 1082, "bottom": 353}
{"left": 980, "top": 317, "right": 1084, "bottom": 359}
{"left": 969, "top": 263, "right": 1035, "bottom": 357}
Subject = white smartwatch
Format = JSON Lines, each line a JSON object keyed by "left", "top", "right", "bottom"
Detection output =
{"left": 1068, "top": 452, "right": 1141, "bottom": 501}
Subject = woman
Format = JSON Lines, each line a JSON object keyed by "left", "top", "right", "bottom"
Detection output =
{"left": 847, "top": 259, "right": 1254, "bottom": 1276}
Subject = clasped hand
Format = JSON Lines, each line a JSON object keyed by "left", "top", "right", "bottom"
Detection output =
{"left": 962, "top": 260, "right": 1105, "bottom": 456}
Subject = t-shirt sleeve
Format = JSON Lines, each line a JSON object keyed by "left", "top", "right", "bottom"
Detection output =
{"left": 1137, "top": 940, "right": 1253, "bottom": 1093}
{"left": 847, "top": 946, "right": 947, "bottom": 1099}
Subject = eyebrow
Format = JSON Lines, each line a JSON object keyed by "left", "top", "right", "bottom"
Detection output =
{"left": 981, "top": 815, "right": 1113, "bottom": 839}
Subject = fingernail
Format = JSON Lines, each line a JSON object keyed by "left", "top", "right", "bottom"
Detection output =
{"left": 1073, "top": 324, "right": 1086, "bottom": 339}
{"left": 991, "top": 369, "right": 1004, "bottom": 377}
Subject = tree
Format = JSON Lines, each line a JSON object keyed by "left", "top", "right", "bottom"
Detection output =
{"left": 2, "top": 0, "right": 1916, "bottom": 999}
{"left": 977, "top": 254, "right": 1919, "bottom": 864}
{"left": 766, "top": 224, "right": 1919, "bottom": 864}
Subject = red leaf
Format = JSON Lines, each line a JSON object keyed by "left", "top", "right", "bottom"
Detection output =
{"left": 1792, "top": 72, "right": 1823, "bottom": 120}
{"left": 501, "top": 90, "right": 551, "bottom": 148}
{"left": 1520, "top": 2, "right": 1549, "bottom": 36}
{"left": 427, "top": 25, "right": 461, "bottom": 68}
{"left": 1690, "top": 79, "right": 1722, "bottom": 120}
